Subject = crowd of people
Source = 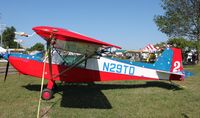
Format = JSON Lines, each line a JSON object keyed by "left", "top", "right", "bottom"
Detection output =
{"left": 183, "top": 49, "right": 199, "bottom": 64}
{"left": 112, "top": 47, "right": 199, "bottom": 65}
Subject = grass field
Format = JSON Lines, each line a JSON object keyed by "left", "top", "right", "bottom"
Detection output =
{"left": 0, "top": 64, "right": 199, "bottom": 118}
{"left": 0, "top": 62, "right": 7, "bottom": 66}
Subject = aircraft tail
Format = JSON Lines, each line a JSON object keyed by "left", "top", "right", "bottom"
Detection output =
{"left": 154, "top": 48, "right": 184, "bottom": 80}
{"left": 169, "top": 48, "right": 183, "bottom": 73}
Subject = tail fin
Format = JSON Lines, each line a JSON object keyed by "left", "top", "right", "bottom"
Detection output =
{"left": 154, "top": 48, "right": 184, "bottom": 80}
{"left": 169, "top": 48, "right": 183, "bottom": 73}
{"left": 155, "top": 48, "right": 183, "bottom": 72}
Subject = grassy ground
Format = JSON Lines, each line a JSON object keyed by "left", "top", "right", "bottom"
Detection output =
{"left": 0, "top": 64, "right": 199, "bottom": 118}
{"left": 0, "top": 62, "right": 6, "bottom": 66}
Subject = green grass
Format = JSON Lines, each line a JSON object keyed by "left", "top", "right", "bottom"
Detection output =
{"left": 0, "top": 65, "right": 200, "bottom": 118}
{"left": 0, "top": 62, "right": 7, "bottom": 66}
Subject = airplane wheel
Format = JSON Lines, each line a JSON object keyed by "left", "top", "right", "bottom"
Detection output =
{"left": 42, "top": 89, "right": 53, "bottom": 100}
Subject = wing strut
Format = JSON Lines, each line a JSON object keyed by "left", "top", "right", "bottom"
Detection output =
{"left": 47, "top": 31, "right": 57, "bottom": 80}
{"left": 45, "top": 29, "right": 96, "bottom": 80}
{"left": 47, "top": 41, "right": 53, "bottom": 80}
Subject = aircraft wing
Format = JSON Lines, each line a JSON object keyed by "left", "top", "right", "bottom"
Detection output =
{"left": 0, "top": 46, "right": 6, "bottom": 53}
{"left": 32, "top": 26, "right": 121, "bottom": 54}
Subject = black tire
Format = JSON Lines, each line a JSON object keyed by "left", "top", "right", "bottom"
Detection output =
{"left": 41, "top": 88, "right": 53, "bottom": 100}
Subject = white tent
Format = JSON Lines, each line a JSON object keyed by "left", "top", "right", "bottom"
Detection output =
{"left": 0, "top": 46, "right": 6, "bottom": 54}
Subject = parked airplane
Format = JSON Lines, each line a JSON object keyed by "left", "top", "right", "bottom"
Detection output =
{"left": 2, "top": 26, "right": 189, "bottom": 100}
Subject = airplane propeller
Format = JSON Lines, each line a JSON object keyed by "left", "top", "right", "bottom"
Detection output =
{"left": 4, "top": 60, "right": 9, "bottom": 82}
{"left": 2, "top": 53, "right": 10, "bottom": 82}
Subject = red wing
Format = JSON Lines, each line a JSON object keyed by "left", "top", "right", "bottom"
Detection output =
{"left": 32, "top": 26, "right": 121, "bottom": 49}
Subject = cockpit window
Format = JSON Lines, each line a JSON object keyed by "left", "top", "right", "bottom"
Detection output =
{"left": 51, "top": 49, "right": 86, "bottom": 68}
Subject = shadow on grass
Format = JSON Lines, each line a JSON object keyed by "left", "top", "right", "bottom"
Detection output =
{"left": 22, "top": 81, "right": 183, "bottom": 109}
{"left": 60, "top": 83, "right": 111, "bottom": 109}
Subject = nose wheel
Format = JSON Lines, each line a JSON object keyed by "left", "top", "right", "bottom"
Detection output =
{"left": 41, "top": 88, "right": 53, "bottom": 100}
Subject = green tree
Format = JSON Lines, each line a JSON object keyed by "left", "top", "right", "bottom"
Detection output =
{"left": 154, "top": 0, "right": 200, "bottom": 62}
{"left": 155, "top": 38, "right": 199, "bottom": 50}
{"left": 155, "top": 42, "right": 166, "bottom": 48}
{"left": 27, "top": 43, "right": 44, "bottom": 51}
{"left": 154, "top": 0, "right": 200, "bottom": 41}
{"left": 168, "top": 38, "right": 194, "bottom": 49}
{"left": 2, "top": 26, "right": 18, "bottom": 48}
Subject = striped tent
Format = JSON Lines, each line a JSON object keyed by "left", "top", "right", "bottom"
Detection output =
{"left": 142, "top": 44, "right": 157, "bottom": 52}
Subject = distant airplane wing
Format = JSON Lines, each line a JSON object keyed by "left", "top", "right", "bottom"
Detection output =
{"left": 32, "top": 26, "right": 121, "bottom": 53}
{"left": 0, "top": 46, "right": 6, "bottom": 53}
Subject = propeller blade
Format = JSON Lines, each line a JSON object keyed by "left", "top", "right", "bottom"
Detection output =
{"left": 3, "top": 47, "right": 10, "bottom": 82}
{"left": 4, "top": 61, "right": 9, "bottom": 82}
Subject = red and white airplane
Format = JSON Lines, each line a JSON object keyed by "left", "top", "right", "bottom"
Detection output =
{"left": 2, "top": 26, "right": 188, "bottom": 100}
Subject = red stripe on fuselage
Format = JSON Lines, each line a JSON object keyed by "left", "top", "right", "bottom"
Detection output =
{"left": 9, "top": 56, "right": 158, "bottom": 82}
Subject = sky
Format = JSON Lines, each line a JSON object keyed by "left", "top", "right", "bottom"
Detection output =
{"left": 0, "top": 0, "right": 167, "bottom": 50}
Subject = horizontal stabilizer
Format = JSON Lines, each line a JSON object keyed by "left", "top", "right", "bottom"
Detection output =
{"left": 183, "top": 70, "right": 193, "bottom": 78}
{"left": 156, "top": 70, "right": 184, "bottom": 76}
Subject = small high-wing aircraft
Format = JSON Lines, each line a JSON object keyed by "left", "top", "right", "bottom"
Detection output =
{"left": 2, "top": 26, "right": 187, "bottom": 100}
